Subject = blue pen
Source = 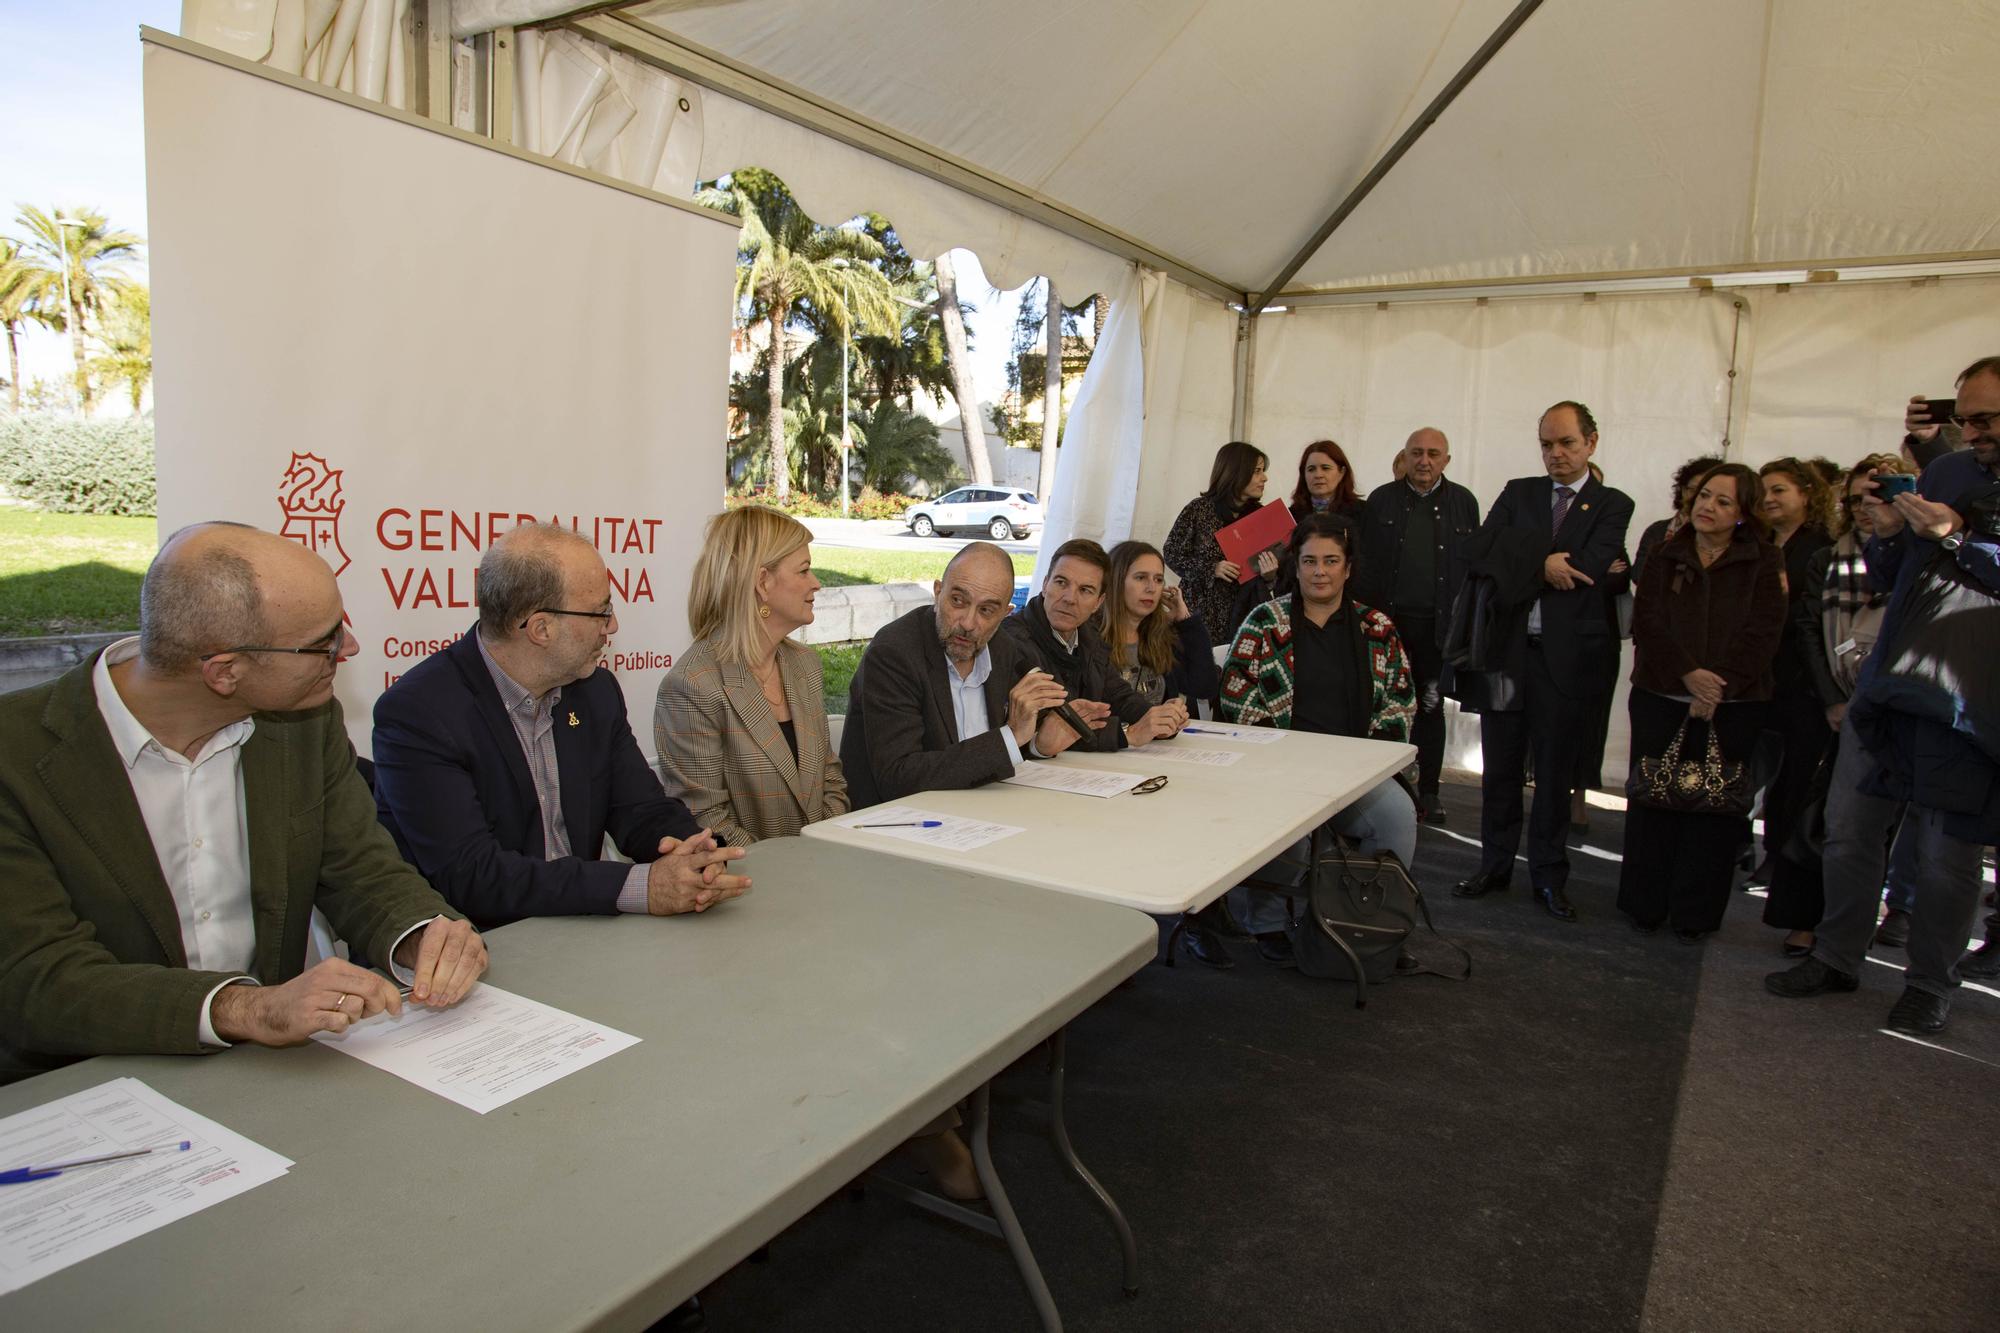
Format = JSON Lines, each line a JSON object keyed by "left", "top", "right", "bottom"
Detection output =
{"left": 1180, "top": 727, "right": 1231, "bottom": 736}
{"left": 1, "top": 1140, "right": 193, "bottom": 1186}
{"left": 857, "top": 820, "right": 945, "bottom": 829}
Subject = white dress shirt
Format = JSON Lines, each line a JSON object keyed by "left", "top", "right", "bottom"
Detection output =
{"left": 93, "top": 638, "right": 425, "bottom": 1047}
{"left": 944, "top": 645, "right": 1023, "bottom": 767}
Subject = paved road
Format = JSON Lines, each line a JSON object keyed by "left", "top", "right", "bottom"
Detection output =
{"left": 800, "top": 516, "right": 1040, "bottom": 557}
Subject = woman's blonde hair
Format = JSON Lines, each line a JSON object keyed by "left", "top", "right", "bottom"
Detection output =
{"left": 687, "top": 505, "right": 812, "bottom": 664}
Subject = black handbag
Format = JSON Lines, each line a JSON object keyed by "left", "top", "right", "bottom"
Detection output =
{"left": 1627, "top": 714, "right": 1752, "bottom": 816}
{"left": 1245, "top": 829, "right": 1470, "bottom": 1010}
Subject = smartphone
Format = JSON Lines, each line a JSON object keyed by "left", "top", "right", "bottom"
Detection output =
{"left": 1923, "top": 397, "right": 1956, "bottom": 425}
{"left": 1873, "top": 473, "right": 1917, "bottom": 500}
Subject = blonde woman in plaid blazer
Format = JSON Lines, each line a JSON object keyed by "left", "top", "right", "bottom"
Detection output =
{"left": 655, "top": 506, "right": 849, "bottom": 846}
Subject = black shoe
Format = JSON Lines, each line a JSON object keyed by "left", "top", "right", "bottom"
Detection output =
{"left": 1419, "top": 791, "right": 1446, "bottom": 826}
{"left": 1873, "top": 910, "right": 1911, "bottom": 949}
{"left": 1674, "top": 928, "right": 1709, "bottom": 946}
{"left": 1885, "top": 986, "right": 1948, "bottom": 1035}
{"left": 1254, "top": 931, "right": 1297, "bottom": 967}
{"left": 1764, "top": 957, "right": 1860, "bottom": 997}
{"left": 1629, "top": 917, "right": 1661, "bottom": 936}
{"left": 1180, "top": 923, "right": 1234, "bottom": 969}
{"left": 1535, "top": 884, "right": 1577, "bottom": 922}
{"left": 1959, "top": 939, "right": 2000, "bottom": 980}
{"left": 1452, "top": 870, "right": 1510, "bottom": 899}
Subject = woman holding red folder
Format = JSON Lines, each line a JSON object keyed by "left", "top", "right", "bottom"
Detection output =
{"left": 1163, "top": 440, "right": 1277, "bottom": 646}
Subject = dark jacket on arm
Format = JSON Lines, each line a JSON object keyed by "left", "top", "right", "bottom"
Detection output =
{"left": 997, "top": 595, "right": 1150, "bottom": 750}
{"left": 0, "top": 658, "right": 459, "bottom": 1085}
{"left": 840, "top": 604, "right": 1034, "bottom": 809}
{"left": 372, "top": 628, "right": 702, "bottom": 931}
{"left": 1629, "top": 529, "right": 1786, "bottom": 700}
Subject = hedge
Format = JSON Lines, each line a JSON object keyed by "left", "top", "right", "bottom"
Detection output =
{"left": 0, "top": 413, "right": 157, "bottom": 516}
{"left": 726, "top": 487, "right": 915, "bottom": 520}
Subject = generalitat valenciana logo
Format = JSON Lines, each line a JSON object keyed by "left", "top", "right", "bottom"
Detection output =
{"left": 278, "top": 451, "right": 351, "bottom": 577}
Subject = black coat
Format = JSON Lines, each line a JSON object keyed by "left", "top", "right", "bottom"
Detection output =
{"left": 841, "top": 604, "right": 1034, "bottom": 808}
{"left": 1474, "top": 474, "right": 1635, "bottom": 687}
{"left": 998, "top": 595, "right": 1152, "bottom": 750}
{"left": 1352, "top": 478, "right": 1482, "bottom": 643}
{"left": 372, "top": 628, "right": 703, "bottom": 930}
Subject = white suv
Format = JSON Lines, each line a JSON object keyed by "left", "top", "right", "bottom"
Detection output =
{"left": 905, "top": 486, "right": 1043, "bottom": 540}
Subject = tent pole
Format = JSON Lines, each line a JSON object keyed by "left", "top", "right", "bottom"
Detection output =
{"left": 1230, "top": 312, "right": 1255, "bottom": 440}
{"left": 1246, "top": 0, "right": 1546, "bottom": 313}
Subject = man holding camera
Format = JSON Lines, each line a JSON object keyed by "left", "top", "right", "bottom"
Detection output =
{"left": 1766, "top": 356, "right": 2000, "bottom": 1032}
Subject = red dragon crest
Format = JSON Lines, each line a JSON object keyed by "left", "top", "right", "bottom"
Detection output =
{"left": 278, "top": 452, "right": 351, "bottom": 577}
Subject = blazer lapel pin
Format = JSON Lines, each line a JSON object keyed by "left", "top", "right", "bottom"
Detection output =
{"left": 567, "top": 711, "right": 580, "bottom": 727}
{"left": 1581, "top": 503, "right": 1591, "bottom": 510}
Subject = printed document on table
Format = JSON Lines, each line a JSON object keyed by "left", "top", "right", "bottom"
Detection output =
{"left": 1137, "top": 745, "right": 1243, "bottom": 768}
{"left": 313, "top": 985, "right": 639, "bottom": 1114}
{"left": 1177, "top": 724, "right": 1286, "bottom": 745}
{"left": 836, "top": 804, "right": 1025, "bottom": 851}
{"left": 1002, "top": 763, "right": 1145, "bottom": 798}
{"left": 0, "top": 1078, "right": 292, "bottom": 1296}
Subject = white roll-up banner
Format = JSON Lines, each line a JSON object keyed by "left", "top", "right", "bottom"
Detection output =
{"left": 144, "top": 37, "right": 739, "bottom": 759}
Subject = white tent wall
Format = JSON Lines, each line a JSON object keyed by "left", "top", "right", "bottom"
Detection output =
{"left": 1735, "top": 276, "right": 2000, "bottom": 467}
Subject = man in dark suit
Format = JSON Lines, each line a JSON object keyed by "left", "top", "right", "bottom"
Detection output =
{"left": 999, "top": 538, "right": 1188, "bottom": 751}
{"left": 373, "top": 523, "right": 746, "bottom": 931}
{"left": 1354, "top": 427, "right": 1482, "bottom": 823}
{"left": 0, "top": 523, "right": 485, "bottom": 1085}
{"left": 1453, "top": 401, "right": 1635, "bottom": 921}
{"left": 842, "top": 542, "right": 1088, "bottom": 808}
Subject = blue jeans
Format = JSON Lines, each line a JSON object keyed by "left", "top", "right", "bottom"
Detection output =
{"left": 1230, "top": 778, "right": 1419, "bottom": 935}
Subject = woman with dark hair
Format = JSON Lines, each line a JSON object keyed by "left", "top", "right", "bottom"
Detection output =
{"left": 1163, "top": 440, "right": 1276, "bottom": 646}
{"left": 1101, "top": 539, "right": 1230, "bottom": 965}
{"left": 1632, "top": 454, "right": 1724, "bottom": 581}
{"left": 1618, "top": 464, "right": 1786, "bottom": 941}
{"left": 1751, "top": 457, "right": 1836, "bottom": 898}
{"left": 1290, "top": 439, "right": 1361, "bottom": 520}
{"left": 1215, "top": 513, "right": 1418, "bottom": 965}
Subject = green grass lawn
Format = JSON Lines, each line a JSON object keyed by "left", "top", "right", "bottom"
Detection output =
{"left": 0, "top": 507, "right": 154, "bottom": 637}
{"left": 812, "top": 547, "right": 1033, "bottom": 588}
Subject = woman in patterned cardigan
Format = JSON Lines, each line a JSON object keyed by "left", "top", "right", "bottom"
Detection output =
{"left": 1215, "top": 513, "right": 1421, "bottom": 966}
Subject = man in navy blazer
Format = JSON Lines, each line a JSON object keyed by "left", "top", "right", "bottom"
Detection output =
{"left": 373, "top": 523, "right": 746, "bottom": 931}
{"left": 1453, "top": 401, "right": 1634, "bottom": 921}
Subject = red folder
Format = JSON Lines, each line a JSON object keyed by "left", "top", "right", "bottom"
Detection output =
{"left": 1214, "top": 500, "right": 1296, "bottom": 583}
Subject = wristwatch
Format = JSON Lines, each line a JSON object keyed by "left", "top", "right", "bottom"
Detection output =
{"left": 1941, "top": 530, "right": 1966, "bottom": 552}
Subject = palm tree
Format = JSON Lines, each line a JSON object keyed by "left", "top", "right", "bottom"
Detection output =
{"left": 854, "top": 399, "right": 956, "bottom": 493}
{"left": 697, "top": 170, "right": 899, "bottom": 501}
{"left": 89, "top": 283, "right": 152, "bottom": 414}
{"left": 11, "top": 207, "right": 141, "bottom": 415}
{"left": 0, "top": 238, "right": 65, "bottom": 413}
{"left": 932, "top": 250, "right": 995, "bottom": 487}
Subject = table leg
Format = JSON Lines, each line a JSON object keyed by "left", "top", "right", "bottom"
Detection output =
{"left": 969, "top": 1082, "right": 1064, "bottom": 1332}
{"left": 1159, "top": 915, "right": 1186, "bottom": 967}
{"left": 1047, "top": 1027, "right": 1140, "bottom": 1297}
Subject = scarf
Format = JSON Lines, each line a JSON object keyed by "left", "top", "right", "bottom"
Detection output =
{"left": 1820, "top": 530, "right": 1886, "bottom": 697}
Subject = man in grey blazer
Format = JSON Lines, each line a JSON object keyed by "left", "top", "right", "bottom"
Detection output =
{"left": 842, "top": 542, "right": 1092, "bottom": 808}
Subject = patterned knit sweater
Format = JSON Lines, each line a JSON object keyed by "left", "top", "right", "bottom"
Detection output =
{"left": 1219, "top": 596, "right": 1415, "bottom": 741}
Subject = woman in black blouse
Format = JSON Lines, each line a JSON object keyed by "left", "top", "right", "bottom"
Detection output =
{"left": 1162, "top": 441, "right": 1275, "bottom": 648}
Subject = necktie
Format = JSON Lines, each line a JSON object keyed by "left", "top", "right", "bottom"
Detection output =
{"left": 1551, "top": 484, "right": 1574, "bottom": 535}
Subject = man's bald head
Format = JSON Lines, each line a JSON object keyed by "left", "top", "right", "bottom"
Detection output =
{"left": 1404, "top": 428, "right": 1450, "bottom": 490}
{"left": 941, "top": 540, "right": 1014, "bottom": 588}
{"left": 140, "top": 522, "right": 336, "bottom": 673}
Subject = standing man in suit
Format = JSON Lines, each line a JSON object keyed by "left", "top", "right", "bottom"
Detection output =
{"left": 373, "top": 523, "right": 747, "bottom": 931}
{"left": 999, "top": 538, "right": 1188, "bottom": 751}
{"left": 1453, "top": 401, "right": 1635, "bottom": 921}
{"left": 841, "top": 541, "right": 1092, "bottom": 808}
{"left": 1354, "top": 427, "right": 1481, "bottom": 824}
{"left": 0, "top": 523, "right": 486, "bottom": 1085}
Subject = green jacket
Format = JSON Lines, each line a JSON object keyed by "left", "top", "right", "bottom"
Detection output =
{"left": 0, "top": 654, "right": 460, "bottom": 1085}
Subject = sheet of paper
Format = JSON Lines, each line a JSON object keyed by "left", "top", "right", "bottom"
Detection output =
{"left": 313, "top": 985, "right": 639, "bottom": 1114}
{"left": 1002, "top": 762, "right": 1146, "bottom": 798}
{"left": 1136, "top": 744, "right": 1243, "bottom": 767}
{"left": 1176, "top": 724, "right": 1286, "bottom": 745}
{"left": 0, "top": 1078, "right": 293, "bottom": 1296}
{"left": 837, "top": 804, "right": 1025, "bottom": 851}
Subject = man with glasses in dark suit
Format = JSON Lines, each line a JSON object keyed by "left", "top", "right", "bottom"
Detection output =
{"left": 1453, "top": 401, "right": 1635, "bottom": 922}
{"left": 373, "top": 523, "right": 745, "bottom": 930}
